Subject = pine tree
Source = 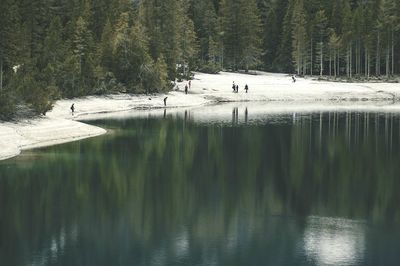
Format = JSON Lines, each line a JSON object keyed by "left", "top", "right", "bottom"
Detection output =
{"left": 179, "top": 0, "right": 198, "bottom": 78}
{"left": 113, "top": 12, "right": 160, "bottom": 91}
{"left": 98, "top": 19, "right": 114, "bottom": 72}
{"left": 276, "top": 0, "right": 294, "bottom": 72}
{"left": 291, "top": 0, "right": 307, "bottom": 75}
{"left": 315, "top": 10, "right": 327, "bottom": 76}
{"left": 0, "top": 0, "right": 28, "bottom": 91}
{"left": 381, "top": 0, "right": 397, "bottom": 76}
{"left": 0, "top": 0, "right": 14, "bottom": 91}
{"left": 73, "top": 14, "right": 95, "bottom": 93}
{"left": 220, "top": 0, "right": 262, "bottom": 70}
{"left": 139, "top": 0, "right": 184, "bottom": 79}
{"left": 261, "top": 3, "right": 278, "bottom": 70}
{"left": 328, "top": 29, "right": 341, "bottom": 77}
{"left": 342, "top": 0, "right": 353, "bottom": 78}
{"left": 41, "top": 16, "right": 65, "bottom": 95}
{"left": 240, "top": 0, "right": 262, "bottom": 71}
{"left": 219, "top": 0, "right": 238, "bottom": 69}
{"left": 191, "top": 0, "right": 220, "bottom": 65}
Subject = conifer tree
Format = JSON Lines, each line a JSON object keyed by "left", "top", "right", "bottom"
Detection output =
{"left": 276, "top": 0, "right": 294, "bottom": 72}
{"left": 220, "top": 0, "right": 262, "bottom": 70}
{"left": 139, "top": 0, "right": 184, "bottom": 79}
{"left": 315, "top": 10, "right": 327, "bottom": 76}
{"left": 98, "top": 19, "right": 114, "bottom": 73}
{"left": 191, "top": 0, "right": 220, "bottom": 67}
{"left": 73, "top": 15, "right": 95, "bottom": 92}
{"left": 342, "top": 0, "right": 353, "bottom": 78}
{"left": 381, "top": 0, "right": 397, "bottom": 76}
{"left": 178, "top": 0, "right": 198, "bottom": 77}
{"left": 240, "top": 0, "right": 262, "bottom": 71}
{"left": 291, "top": 0, "right": 307, "bottom": 75}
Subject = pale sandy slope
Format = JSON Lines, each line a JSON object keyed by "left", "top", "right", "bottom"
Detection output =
{"left": 184, "top": 71, "right": 400, "bottom": 102}
{"left": 1, "top": 71, "right": 400, "bottom": 161}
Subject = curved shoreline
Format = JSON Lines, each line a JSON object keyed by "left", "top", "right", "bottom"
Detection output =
{"left": 2, "top": 71, "right": 400, "bottom": 161}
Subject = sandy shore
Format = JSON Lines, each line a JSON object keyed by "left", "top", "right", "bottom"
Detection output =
{"left": 1, "top": 71, "right": 400, "bottom": 161}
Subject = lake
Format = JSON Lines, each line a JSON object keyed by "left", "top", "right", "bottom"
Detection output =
{"left": 1, "top": 107, "right": 400, "bottom": 266}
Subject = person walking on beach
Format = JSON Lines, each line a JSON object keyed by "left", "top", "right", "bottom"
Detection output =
{"left": 185, "top": 84, "right": 188, "bottom": 94}
{"left": 236, "top": 84, "right": 239, "bottom": 93}
{"left": 164, "top": 97, "right": 168, "bottom": 107}
{"left": 232, "top": 81, "right": 236, "bottom": 92}
{"left": 292, "top": 75, "right": 296, "bottom": 83}
{"left": 70, "top": 103, "right": 75, "bottom": 115}
{"left": 244, "top": 84, "right": 249, "bottom": 93}
{"left": 188, "top": 80, "right": 191, "bottom": 89}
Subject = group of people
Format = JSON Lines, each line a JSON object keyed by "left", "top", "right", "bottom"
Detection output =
{"left": 232, "top": 82, "right": 249, "bottom": 93}
{"left": 69, "top": 75, "right": 297, "bottom": 115}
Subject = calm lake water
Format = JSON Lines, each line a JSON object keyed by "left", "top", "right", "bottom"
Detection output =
{"left": 1, "top": 108, "right": 400, "bottom": 266}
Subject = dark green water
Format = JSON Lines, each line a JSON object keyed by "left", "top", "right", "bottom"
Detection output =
{"left": 1, "top": 110, "right": 400, "bottom": 266}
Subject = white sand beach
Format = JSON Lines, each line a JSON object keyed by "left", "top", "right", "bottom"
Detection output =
{"left": 1, "top": 71, "right": 400, "bottom": 161}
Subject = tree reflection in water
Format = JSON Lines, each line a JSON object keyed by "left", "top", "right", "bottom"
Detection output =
{"left": 1, "top": 110, "right": 400, "bottom": 265}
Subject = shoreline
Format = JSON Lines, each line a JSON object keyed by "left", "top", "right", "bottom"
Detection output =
{"left": 2, "top": 71, "right": 400, "bottom": 161}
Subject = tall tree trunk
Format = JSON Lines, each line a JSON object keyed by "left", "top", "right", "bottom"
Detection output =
{"left": 359, "top": 41, "right": 362, "bottom": 75}
{"left": 368, "top": 49, "right": 370, "bottom": 79}
{"left": 386, "top": 40, "right": 390, "bottom": 77}
{"left": 346, "top": 47, "right": 349, "bottom": 77}
{"left": 310, "top": 38, "right": 313, "bottom": 75}
{"left": 350, "top": 44, "right": 352, "bottom": 78}
{"left": 376, "top": 32, "right": 380, "bottom": 76}
{"left": 320, "top": 41, "right": 323, "bottom": 76}
{"left": 391, "top": 29, "right": 394, "bottom": 75}
{"left": 334, "top": 51, "right": 337, "bottom": 77}
{"left": 221, "top": 44, "right": 224, "bottom": 69}
{"left": 347, "top": 44, "right": 351, "bottom": 78}
{"left": 355, "top": 41, "right": 358, "bottom": 75}
{"left": 0, "top": 59, "right": 3, "bottom": 91}
{"left": 337, "top": 51, "right": 340, "bottom": 77}
{"left": 297, "top": 45, "right": 300, "bottom": 75}
{"left": 365, "top": 48, "right": 367, "bottom": 77}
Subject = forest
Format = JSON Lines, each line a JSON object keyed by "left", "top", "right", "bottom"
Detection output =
{"left": 0, "top": 0, "right": 399, "bottom": 118}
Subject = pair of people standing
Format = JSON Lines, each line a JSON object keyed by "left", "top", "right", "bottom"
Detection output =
{"left": 232, "top": 82, "right": 239, "bottom": 93}
{"left": 232, "top": 82, "right": 249, "bottom": 93}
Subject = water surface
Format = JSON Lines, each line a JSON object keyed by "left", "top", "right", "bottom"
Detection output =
{"left": 1, "top": 109, "right": 400, "bottom": 266}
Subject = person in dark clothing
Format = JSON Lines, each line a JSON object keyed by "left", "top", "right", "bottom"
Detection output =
{"left": 188, "top": 80, "right": 191, "bottom": 89}
{"left": 245, "top": 84, "right": 248, "bottom": 93}
{"left": 185, "top": 84, "right": 188, "bottom": 94}
{"left": 236, "top": 85, "right": 239, "bottom": 93}
{"left": 232, "top": 82, "right": 236, "bottom": 92}
{"left": 164, "top": 97, "right": 168, "bottom": 106}
{"left": 292, "top": 75, "right": 296, "bottom": 83}
{"left": 70, "top": 103, "right": 75, "bottom": 115}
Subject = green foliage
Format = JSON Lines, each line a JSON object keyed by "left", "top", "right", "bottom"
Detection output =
{"left": 191, "top": 0, "right": 221, "bottom": 67}
{"left": 315, "top": 10, "right": 328, "bottom": 76}
{"left": 13, "top": 64, "right": 59, "bottom": 115}
{"left": 220, "top": 0, "right": 262, "bottom": 70}
{"left": 291, "top": 0, "right": 307, "bottom": 75}
{"left": 1, "top": 0, "right": 400, "bottom": 119}
{"left": 113, "top": 18, "right": 153, "bottom": 91}
{"left": 198, "top": 62, "right": 222, "bottom": 74}
{"left": 0, "top": 88, "right": 16, "bottom": 120}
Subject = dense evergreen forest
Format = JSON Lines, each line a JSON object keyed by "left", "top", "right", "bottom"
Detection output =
{"left": 0, "top": 0, "right": 399, "bottom": 118}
